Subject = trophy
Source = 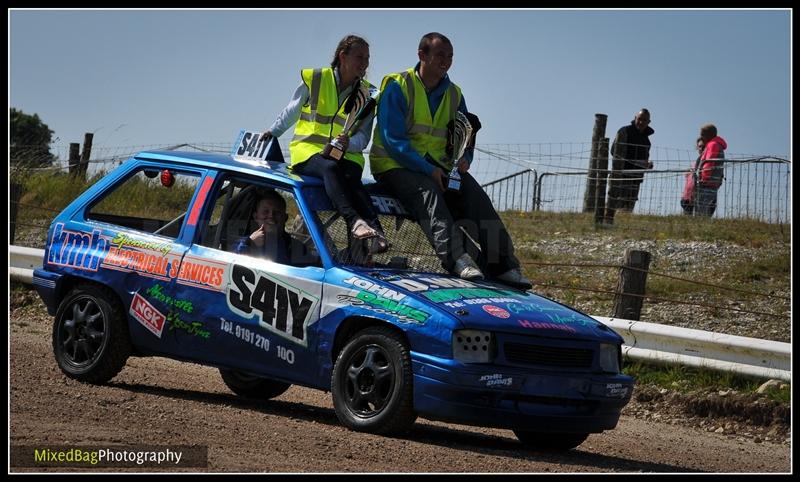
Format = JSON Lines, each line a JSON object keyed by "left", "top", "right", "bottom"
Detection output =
{"left": 446, "top": 111, "right": 474, "bottom": 191}
{"left": 323, "top": 82, "right": 378, "bottom": 161}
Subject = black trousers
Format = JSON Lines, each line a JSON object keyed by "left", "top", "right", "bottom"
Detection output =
{"left": 607, "top": 176, "right": 642, "bottom": 211}
{"left": 605, "top": 172, "right": 643, "bottom": 222}
{"left": 377, "top": 168, "right": 520, "bottom": 277}
{"left": 293, "top": 154, "right": 382, "bottom": 231}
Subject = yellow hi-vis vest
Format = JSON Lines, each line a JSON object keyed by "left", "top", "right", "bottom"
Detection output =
{"left": 289, "top": 67, "right": 370, "bottom": 169}
{"left": 369, "top": 68, "right": 462, "bottom": 175}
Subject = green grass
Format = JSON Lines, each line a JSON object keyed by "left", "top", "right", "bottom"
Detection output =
{"left": 623, "top": 361, "right": 790, "bottom": 404}
{"left": 18, "top": 171, "right": 102, "bottom": 217}
{"left": 90, "top": 173, "right": 197, "bottom": 220}
{"left": 17, "top": 170, "right": 200, "bottom": 222}
{"left": 729, "top": 252, "right": 790, "bottom": 283}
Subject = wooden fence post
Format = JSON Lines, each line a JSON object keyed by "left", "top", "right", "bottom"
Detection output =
{"left": 79, "top": 133, "right": 93, "bottom": 180}
{"left": 68, "top": 143, "right": 80, "bottom": 177}
{"left": 593, "top": 137, "right": 609, "bottom": 224}
{"left": 10, "top": 182, "right": 22, "bottom": 245}
{"left": 583, "top": 113, "right": 607, "bottom": 212}
{"left": 613, "top": 249, "right": 651, "bottom": 320}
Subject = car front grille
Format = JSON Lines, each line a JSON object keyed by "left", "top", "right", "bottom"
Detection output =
{"left": 503, "top": 342, "right": 594, "bottom": 368}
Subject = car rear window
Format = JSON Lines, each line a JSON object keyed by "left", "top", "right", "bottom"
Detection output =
{"left": 85, "top": 168, "right": 202, "bottom": 238}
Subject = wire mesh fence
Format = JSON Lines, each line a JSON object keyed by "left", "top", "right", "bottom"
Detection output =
{"left": 469, "top": 144, "right": 790, "bottom": 224}
{"left": 10, "top": 140, "right": 791, "bottom": 224}
{"left": 13, "top": 142, "right": 235, "bottom": 176}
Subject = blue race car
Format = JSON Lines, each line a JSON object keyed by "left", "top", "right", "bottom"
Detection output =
{"left": 33, "top": 135, "right": 633, "bottom": 451}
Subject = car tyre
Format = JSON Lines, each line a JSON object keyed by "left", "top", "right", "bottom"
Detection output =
{"left": 52, "top": 283, "right": 131, "bottom": 383}
{"left": 331, "top": 326, "right": 416, "bottom": 434}
{"left": 218, "top": 369, "right": 291, "bottom": 400}
{"left": 513, "top": 430, "right": 589, "bottom": 451}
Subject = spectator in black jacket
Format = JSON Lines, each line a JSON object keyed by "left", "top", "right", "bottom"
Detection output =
{"left": 604, "top": 109, "right": 654, "bottom": 224}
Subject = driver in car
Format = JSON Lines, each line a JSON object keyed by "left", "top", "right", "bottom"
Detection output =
{"left": 232, "top": 190, "right": 316, "bottom": 266}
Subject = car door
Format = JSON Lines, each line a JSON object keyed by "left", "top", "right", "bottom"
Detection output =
{"left": 172, "top": 173, "right": 325, "bottom": 387}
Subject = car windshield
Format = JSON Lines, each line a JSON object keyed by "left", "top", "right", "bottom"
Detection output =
{"left": 303, "top": 185, "right": 447, "bottom": 273}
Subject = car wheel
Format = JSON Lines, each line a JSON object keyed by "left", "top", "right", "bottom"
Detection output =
{"left": 513, "top": 430, "right": 589, "bottom": 451}
{"left": 52, "top": 284, "right": 131, "bottom": 383}
{"left": 331, "top": 326, "right": 416, "bottom": 434}
{"left": 218, "top": 369, "right": 291, "bottom": 400}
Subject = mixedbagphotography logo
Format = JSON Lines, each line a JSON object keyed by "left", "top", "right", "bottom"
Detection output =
{"left": 11, "top": 445, "right": 208, "bottom": 469}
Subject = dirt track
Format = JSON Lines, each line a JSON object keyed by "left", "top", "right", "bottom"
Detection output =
{"left": 9, "top": 301, "right": 791, "bottom": 473}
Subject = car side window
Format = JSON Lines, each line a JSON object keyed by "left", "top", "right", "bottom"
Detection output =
{"left": 85, "top": 167, "right": 201, "bottom": 238}
{"left": 198, "top": 177, "right": 321, "bottom": 268}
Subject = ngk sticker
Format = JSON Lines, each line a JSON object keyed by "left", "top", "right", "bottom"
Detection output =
{"left": 130, "top": 292, "right": 166, "bottom": 338}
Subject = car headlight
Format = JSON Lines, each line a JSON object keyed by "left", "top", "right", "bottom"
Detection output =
{"left": 453, "top": 330, "right": 494, "bottom": 363}
{"left": 599, "top": 343, "right": 621, "bottom": 373}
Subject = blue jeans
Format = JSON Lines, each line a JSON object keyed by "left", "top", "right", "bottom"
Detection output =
{"left": 694, "top": 186, "right": 719, "bottom": 217}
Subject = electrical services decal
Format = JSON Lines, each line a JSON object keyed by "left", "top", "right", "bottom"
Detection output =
{"left": 46, "top": 224, "right": 228, "bottom": 292}
{"left": 101, "top": 232, "right": 182, "bottom": 282}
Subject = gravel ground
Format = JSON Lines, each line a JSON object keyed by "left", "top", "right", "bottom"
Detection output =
{"left": 624, "top": 385, "right": 790, "bottom": 446}
{"left": 9, "top": 293, "right": 791, "bottom": 471}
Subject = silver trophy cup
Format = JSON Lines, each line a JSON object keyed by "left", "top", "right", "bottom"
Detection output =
{"left": 447, "top": 111, "right": 474, "bottom": 191}
{"left": 324, "top": 83, "right": 374, "bottom": 161}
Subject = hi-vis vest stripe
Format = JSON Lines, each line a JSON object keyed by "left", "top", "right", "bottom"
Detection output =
{"left": 289, "top": 67, "right": 369, "bottom": 169}
{"left": 369, "top": 68, "right": 461, "bottom": 175}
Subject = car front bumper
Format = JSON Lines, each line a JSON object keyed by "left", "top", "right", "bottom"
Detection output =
{"left": 411, "top": 352, "right": 634, "bottom": 433}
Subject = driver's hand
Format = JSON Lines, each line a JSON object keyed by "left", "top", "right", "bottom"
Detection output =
{"left": 250, "top": 225, "right": 266, "bottom": 247}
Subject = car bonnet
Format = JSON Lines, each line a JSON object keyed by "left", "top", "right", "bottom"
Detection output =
{"left": 352, "top": 270, "right": 620, "bottom": 342}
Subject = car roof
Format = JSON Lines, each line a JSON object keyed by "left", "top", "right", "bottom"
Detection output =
{"left": 134, "top": 150, "right": 323, "bottom": 188}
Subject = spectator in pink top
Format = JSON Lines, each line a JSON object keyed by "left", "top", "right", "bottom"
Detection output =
{"left": 682, "top": 124, "right": 727, "bottom": 217}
